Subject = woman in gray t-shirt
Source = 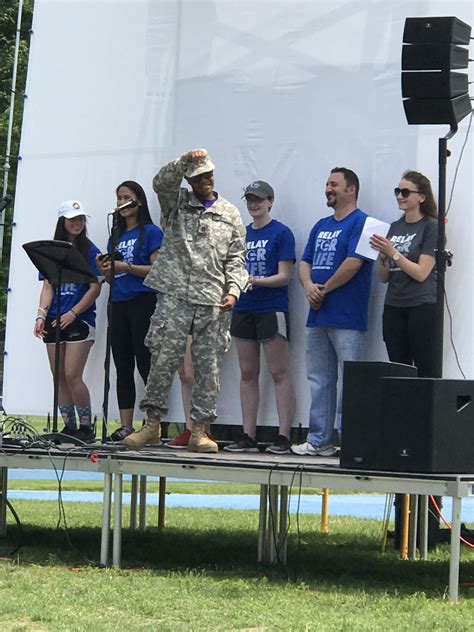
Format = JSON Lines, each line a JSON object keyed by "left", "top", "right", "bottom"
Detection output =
{"left": 370, "top": 170, "right": 437, "bottom": 377}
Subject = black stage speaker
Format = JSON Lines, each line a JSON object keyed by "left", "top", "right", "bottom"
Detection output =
{"left": 340, "top": 362, "right": 417, "bottom": 470}
{"left": 403, "top": 16, "right": 471, "bottom": 45}
{"left": 402, "top": 72, "right": 468, "bottom": 100}
{"left": 402, "top": 17, "right": 472, "bottom": 125}
{"left": 378, "top": 378, "right": 474, "bottom": 473}
{"left": 402, "top": 94, "right": 472, "bottom": 126}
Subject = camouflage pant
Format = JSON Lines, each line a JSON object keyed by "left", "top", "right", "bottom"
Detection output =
{"left": 139, "top": 293, "right": 231, "bottom": 422}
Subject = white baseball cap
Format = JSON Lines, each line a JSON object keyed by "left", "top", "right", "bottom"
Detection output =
{"left": 57, "top": 200, "right": 91, "bottom": 219}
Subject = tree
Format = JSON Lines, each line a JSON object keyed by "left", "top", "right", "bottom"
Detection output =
{"left": 0, "top": 0, "right": 34, "bottom": 325}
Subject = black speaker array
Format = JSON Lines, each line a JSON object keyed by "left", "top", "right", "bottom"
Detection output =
{"left": 402, "top": 17, "right": 472, "bottom": 126}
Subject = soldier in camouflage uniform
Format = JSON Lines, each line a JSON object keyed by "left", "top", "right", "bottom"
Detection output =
{"left": 123, "top": 148, "right": 248, "bottom": 453}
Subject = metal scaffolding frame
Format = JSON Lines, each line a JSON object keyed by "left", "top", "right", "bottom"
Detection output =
{"left": 1, "top": 0, "right": 25, "bottom": 261}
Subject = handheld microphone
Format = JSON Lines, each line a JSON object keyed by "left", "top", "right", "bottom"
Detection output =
{"left": 109, "top": 199, "right": 138, "bottom": 214}
{"left": 0, "top": 194, "right": 13, "bottom": 213}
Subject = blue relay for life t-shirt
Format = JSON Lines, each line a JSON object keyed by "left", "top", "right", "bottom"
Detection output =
{"left": 40, "top": 243, "right": 101, "bottom": 327}
{"left": 110, "top": 224, "right": 163, "bottom": 302}
{"left": 235, "top": 219, "right": 295, "bottom": 313}
{"left": 301, "top": 209, "right": 373, "bottom": 330}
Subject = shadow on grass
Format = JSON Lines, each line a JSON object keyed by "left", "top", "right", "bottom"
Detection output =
{"left": 3, "top": 518, "right": 474, "bottom": 598}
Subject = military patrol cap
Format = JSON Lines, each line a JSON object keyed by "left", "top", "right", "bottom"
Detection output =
{"left": 186, "top": 157, "right": 216, "bottom": 179}
{"left": 242, "top": 180, "right": 274, "bottom": 199}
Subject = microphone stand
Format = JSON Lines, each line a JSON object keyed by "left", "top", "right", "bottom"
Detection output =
{"left": 51, "top": 264, "right": 63, "bottom": 434}
{"left": 101, "top": 210, "right": 121, "bottom": 442}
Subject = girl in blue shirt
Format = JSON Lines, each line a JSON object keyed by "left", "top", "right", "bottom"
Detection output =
{"left": 33, "top": 200, "right": 101, "bottom": 442}
{"left": 97, "top": 181, "right": 163, "bottom": 441}
{"left": 226, "top": 181, "right": 296, "bottom": 454}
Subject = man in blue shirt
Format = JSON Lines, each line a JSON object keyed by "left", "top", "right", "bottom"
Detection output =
{"left": 292, "top": 168, "right": 373, "bottom": 456}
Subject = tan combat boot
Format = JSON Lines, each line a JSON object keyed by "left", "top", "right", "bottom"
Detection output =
{"left": 122, "top": 410, "right": 161, "bottom": 450}
{"left": 188, "top": 421, "right": 218, "bottom": 453}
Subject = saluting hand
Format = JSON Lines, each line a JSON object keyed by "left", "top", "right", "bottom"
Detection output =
{"left": 186, "top": 149, "right": 208, "bottom": 164}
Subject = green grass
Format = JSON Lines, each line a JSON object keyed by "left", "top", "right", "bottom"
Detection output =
{"left": 3, "top": 415, "right": 474, "bottom": 628}
{"left": 0, "top": 500, "right": 474, "bottom": 630}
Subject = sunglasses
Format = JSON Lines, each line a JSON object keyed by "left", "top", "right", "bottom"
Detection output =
{"left": 394, "top": 187, "right": 420, "bottom": 198}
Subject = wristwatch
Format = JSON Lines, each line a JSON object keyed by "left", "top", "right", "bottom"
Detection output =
{"left": 392, "top": 251, "right": 400, "bottom": 262}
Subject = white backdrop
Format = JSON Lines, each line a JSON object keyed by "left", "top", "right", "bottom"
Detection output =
{"left": 3, "top": 0, "right": 474, "bottom": 426}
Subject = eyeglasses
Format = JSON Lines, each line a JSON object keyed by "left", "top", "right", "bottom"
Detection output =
{"left": 394, "top": 187, "right": 420, "bottom": 198}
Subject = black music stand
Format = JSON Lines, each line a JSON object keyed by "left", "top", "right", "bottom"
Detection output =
{"left": 23, "top": 240, "right": 98, "bottom": 444}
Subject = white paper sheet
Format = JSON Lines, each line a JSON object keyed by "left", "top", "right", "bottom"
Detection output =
{"left": 356, "top": 216, "right": 391, "bottom": 260}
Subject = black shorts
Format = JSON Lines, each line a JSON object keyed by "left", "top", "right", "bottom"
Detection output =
{"left": 230, "top": 311, "right": 290, "bottom": 342}
{"left": 42, "top": 318, "right": 95, "bottom": 344}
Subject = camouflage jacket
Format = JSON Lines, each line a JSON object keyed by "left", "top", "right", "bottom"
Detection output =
{"left": 145, "top": 155, "right": 248, "bottom": 305}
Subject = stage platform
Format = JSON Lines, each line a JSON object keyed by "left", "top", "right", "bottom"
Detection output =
{"left": 0, "top": 443, "right": 473, "bottom": 601}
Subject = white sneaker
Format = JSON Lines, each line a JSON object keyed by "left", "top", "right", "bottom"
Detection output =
{"left": 291, "top": 441, "right": 318, "bottom": 456}
{"left": 291, "top": 442, "right": 337, "bottom": 457}
{"left": 314, "top": 444, "right": 337, "bottom": 457}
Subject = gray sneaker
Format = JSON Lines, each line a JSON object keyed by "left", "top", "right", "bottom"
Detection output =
{"left": 224, "top": 433, "right": 259, "bottom": 453}
{"left": 265, "top": 435, "right": 291, "bottom": 454}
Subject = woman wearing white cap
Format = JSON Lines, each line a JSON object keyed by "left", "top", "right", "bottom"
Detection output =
{"left": 33, "top": 201, "right": 101, "bottom": 442}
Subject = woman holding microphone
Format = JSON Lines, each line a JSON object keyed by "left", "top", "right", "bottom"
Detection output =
{"left": 97, "top": 181, "right": 163, "bottom": 441}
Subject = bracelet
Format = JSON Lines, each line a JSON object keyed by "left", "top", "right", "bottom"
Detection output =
{"left": 35, "top": 316, "right": 45, "bottom": 322}
{"left": 70, "top": 308, "right": 77, "bottom": 318}
{"left": 37, "top": 306, "right": 48, "bottom": 315}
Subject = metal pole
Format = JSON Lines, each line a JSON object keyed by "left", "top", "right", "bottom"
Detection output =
{"left": 400, "top": 494, "right": 410, "bottom": 560}
{"left": 129, "top": 475, "right": 138, "bottom": 530}
{"left": 434, "top": 137, "right": 447, "bottom": 377}
{"left": 419, "top": 495, "right": 429, "bottom": 561}
{"left": 139, "top": 475, "right": 147, "bottom": 531}
{"left": 321, "top": 488, "right": 329, "bottom": 534}
{"left": 279, "top": 486, "right": 288, "bottom": 565}
{"left": 158, "top": 476, "right": 166, "bottom": 531}
{"left": 267, "top": 485, "right": 279, "bottom": 564}
{"left": 1, "top": 0, "right": 24, "bottom": 259}
{"left": 434, "top": 126, "right": 456, "bottom": 378}
{"left": 112, "top": 473, "right": 123, "bottom": 568}
{"left": 257, "top": 484, "right": 268, "bottom": 563}
{"left": 449, "top": 496, "right": 462, "bottom": 602}
{"left": 408, "top": 494, "right": 418, "bottom": 560}
{"left": 0, "top": 467, "right": 8, "bottom": 537}
{"left": 100, "top": 473, "right": 112, "bottom": 566}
